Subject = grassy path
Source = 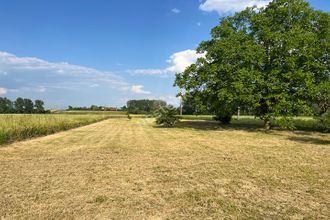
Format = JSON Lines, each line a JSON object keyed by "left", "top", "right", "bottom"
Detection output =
{"left": 0, "top": 118, "right": 329, "bottom": 219}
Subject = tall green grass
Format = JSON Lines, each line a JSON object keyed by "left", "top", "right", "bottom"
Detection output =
{"left": 0, "top": 114, "right": 111, "bottom": 145}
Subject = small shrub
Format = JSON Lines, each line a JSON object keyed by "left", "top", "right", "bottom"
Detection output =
{"left": 316, "top": 110, "right": 330, "bottom": 132}
{"left": 154, "top": 106, "right": 179, "bottom": 126}
{"left": 275, "top": 117, "right": 295, "bottom": 130}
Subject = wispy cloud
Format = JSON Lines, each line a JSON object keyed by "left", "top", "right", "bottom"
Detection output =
{"left": 0, "top": 51, "right": 151, "bottom": 96}
{"left": 0, "top": 51, "right": 166, "bottom": 107}
{"left": 199, "top": 0, "right": 270, "bottom": 14}
{"left": 128, "top": 49, "right": 205, "bottom": 76}
{"left": 171, "top": 8, "right": 181, "bottom": 14}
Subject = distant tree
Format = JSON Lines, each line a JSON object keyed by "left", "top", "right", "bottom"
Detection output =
{"left": 0, "top": 97, "right": 14, "bottom": 113}
{"left": 175, "top": 0, "right": 330, "bottom": 128}
{"left": 14, "top": 97, "right": 25, "bottom": 113}
{"left": 127, "top": 99, "right": 167, "bottom": 114}
{"left": 90, "top": 105, "right": 100, "bottom": 111}
{"left": 23, "top": 98, "right": 34, "bottom": 113}
{"left": 34, "top": 100, "right": 45, "bottom": 113}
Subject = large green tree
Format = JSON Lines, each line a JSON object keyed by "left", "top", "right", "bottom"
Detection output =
{"left": 14, "top": 97, "right": 25, "bottom": 113}
{"left": 23, "top": 98, "right": 34, "bottom": 113}
{"left": 175, "top": 0, "right": 329, "bottom": 128}
{"left": 34, "top": 100, "right": 45, "bottom": 113}
{"left": 0, "top": 97, "right": 14, "bottom": 113}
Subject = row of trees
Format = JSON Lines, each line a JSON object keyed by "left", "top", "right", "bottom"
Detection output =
{"left": 127, "top": 99, "right": 167, "bottom": 114}
{"left": 175, "top": 0, "right": 329, "bottom": 128}
{"left": 0, "top": 97, "right": 46, "bottom": 113}
{"left": 67, "top": 105, "right": 119, "bottom": 111}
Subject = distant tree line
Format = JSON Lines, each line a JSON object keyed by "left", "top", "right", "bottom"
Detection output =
{"left": 67, "top": 105, "right": 120, "bottom": 111}
{"left": 0, "top": 97, "right": 46, "bottom": 113}
{"left": 127, "top": 99, "right": 167, "bottom": 114}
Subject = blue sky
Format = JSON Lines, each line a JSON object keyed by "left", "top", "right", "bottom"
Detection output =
{"left": 0, "top": 0, "right": 329, "bottom": 108}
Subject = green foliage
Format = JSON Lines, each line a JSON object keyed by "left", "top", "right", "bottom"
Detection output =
{"left": 0, "top": 97, "right": 13, "bottom": 113}
{"left": 34, "top": 100, "right": 45, "bottom": 113}
{"left": 316, "top": 110, "right": 330, "bottom": 132}
{"left": 0, "top": 97, "right": 46, "bottom": 114}
{"left": 14, "top": 97, "right": 25, "bottom": 113}
{"left": 127, "top": 99, "right": 166, "bottom": 114}
{"left": 67, "top": 105, "right": 119, "bottom": 111}
{"left": 275, "top": 117, "right": 296, "bottom": 130}
{"left": 23, "top": 98, "right": 34, "bottom": 113}
{"left": 181, "top": 93, "right": 211, "bottom": 115}
{"left": 154, "top": 106, "right": 179, "bottom": 126}
{"left": 175, "top": 0, "right": 330, "bottom": 129}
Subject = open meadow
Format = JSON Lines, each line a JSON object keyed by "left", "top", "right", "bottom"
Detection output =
{"left": 0, "top": 117, "right": 329, "bottom": 219}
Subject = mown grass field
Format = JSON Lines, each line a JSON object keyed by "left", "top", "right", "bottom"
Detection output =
{"left": 0, "top": 118, "right": 329, "bottom": 219}
{"left": 0, "top": 114, "right": 112, "bottom": 145}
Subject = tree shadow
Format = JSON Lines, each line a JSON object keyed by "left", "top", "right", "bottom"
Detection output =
{"left": 287, "top": 136, "right": 330, "bottom": 146}
{"left": 154, "top": 119, "right": 327, "bottom": 136}
{"left": 154, "top": 120, "right": 266, "bottom": 133}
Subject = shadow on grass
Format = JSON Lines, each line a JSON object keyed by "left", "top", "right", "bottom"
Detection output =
{"left": 154, "top": 119, "right": 265, "bottom": 133}
{"left": 154, "top": 120, "right": 329, "bottom": 146}
{"left": 288, "top": 136, "right": 330, "bottom": 146}
{"left": 154, "top": 118, "right": 327, "bottom": 135}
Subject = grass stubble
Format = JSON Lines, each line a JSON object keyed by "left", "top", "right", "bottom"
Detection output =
{"left": 0, "top": 118, "right": 329, "bottom": 219}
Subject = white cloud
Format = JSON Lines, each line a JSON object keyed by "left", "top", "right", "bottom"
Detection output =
{"left": 199, "top": 0, "right": 270, "bottom": 14}
{"left": 159, "top": 95, "right": 180, "bottom": 106}
{"left": 0, "top": 51, "right": 148, "bottom": 95}
{"left": 131, "top": 85, "right": 151, "bottom": 94}
{"left": 171, "top": 8, "right": 181, "bottom": 14}
{"left": 0, "top": 87, "right": 7, "bottom": 95}
{"left": 129, "top": 49, "right": 205, "bottom": 76}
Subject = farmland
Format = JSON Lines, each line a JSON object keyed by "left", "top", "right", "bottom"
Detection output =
{"left": 0, "top": 117, "right": 329, "bottom": 219}
{"left": 0, "top": 113, "right": 114, "bottom": 145}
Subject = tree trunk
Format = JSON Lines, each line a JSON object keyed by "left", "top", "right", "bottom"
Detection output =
{"left": 264, "top": 119, "right": 271, "bottom": 130}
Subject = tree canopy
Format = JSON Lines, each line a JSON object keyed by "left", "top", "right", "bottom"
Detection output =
{"left": 175, "top": 0, "right": 329, "bottom": 128}
{"left": 127, "top": 99, "right": 167, "bottom": 114}
{"left": 0, "top": 97, "right": 46, "bottom": 114}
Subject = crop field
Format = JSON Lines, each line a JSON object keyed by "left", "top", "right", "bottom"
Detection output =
{"left": 0, "top": 114, "right": 112, "bottom": 145}
{"left": 0, "top": 118, "right": 329, "bottom": 219}
{"left": 53, "top": 110, "right": 127, "bottom": 115}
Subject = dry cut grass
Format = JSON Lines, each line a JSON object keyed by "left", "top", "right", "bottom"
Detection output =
{"left": 0, "top": 118, "right": 329, "bottom": 219}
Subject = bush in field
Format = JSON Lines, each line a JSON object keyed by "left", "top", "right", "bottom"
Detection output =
{"left": 154, "top": 106, "right": 179, "bottom": 126}
{"left": 317, "top": 110, "right": 330, "bottom": 132}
